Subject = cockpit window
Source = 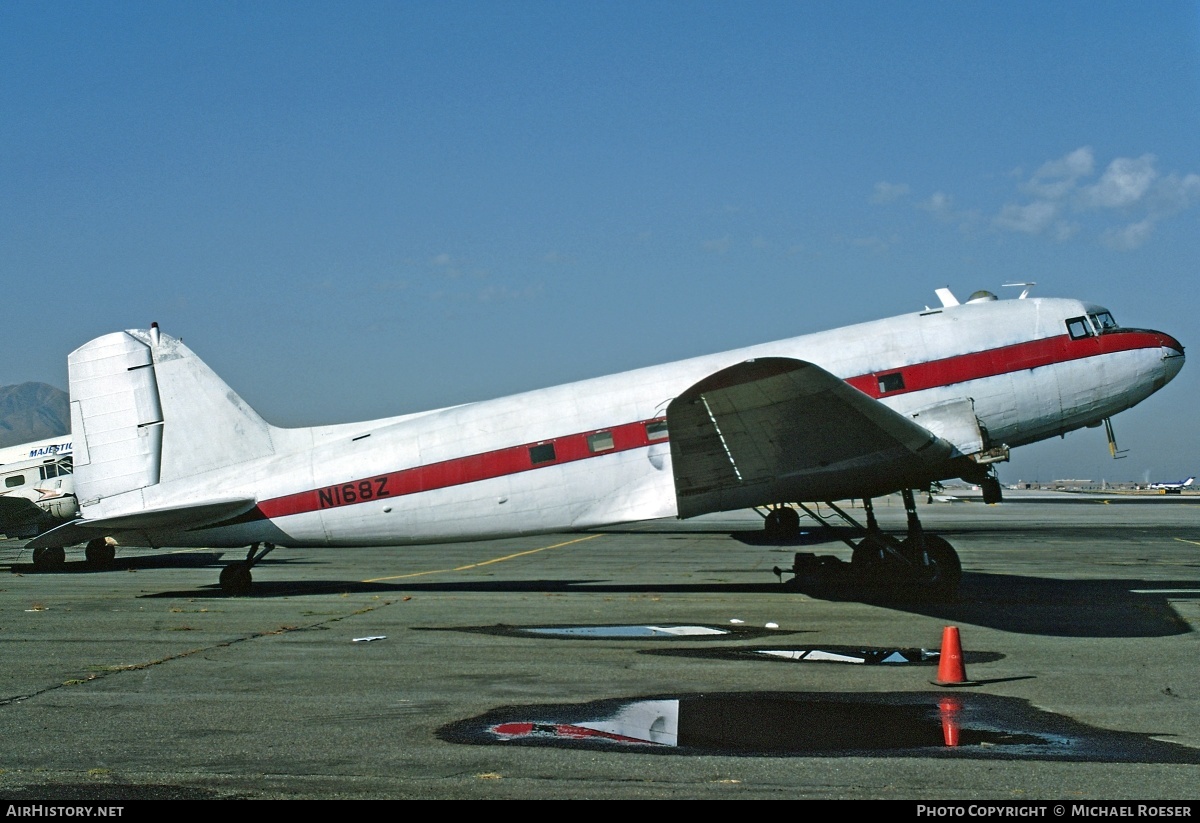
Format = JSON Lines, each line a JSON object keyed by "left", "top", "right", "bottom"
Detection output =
{"left": 1066, "top": 317, "right": 1092, "bottom": 339}
{"left": 1067, "top": 312, "right": 1119, "bottom": 339}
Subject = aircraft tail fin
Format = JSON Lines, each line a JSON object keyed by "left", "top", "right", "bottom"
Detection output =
{"left": 69, "top": 325, "right": 276, "bottom": 511}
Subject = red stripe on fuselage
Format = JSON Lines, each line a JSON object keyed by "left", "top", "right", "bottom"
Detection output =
{"left": 844, "top": 329, "right": 1165, "bottom": 398}
{"left": 233, "top": 330, "right": 1164, "bottom": 524}
{"left": 252, "top": 419, "right": 667, "bottom": 521}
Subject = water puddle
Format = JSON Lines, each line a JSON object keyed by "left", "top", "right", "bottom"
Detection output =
{"left": 424, "top": 623, "right": 800, "bottom": 640}
{"left": 521, "top": 625, "right": 730, "bottom": 638}
{"left": 439, "top": 691, "right": 1200, "bottom": 762}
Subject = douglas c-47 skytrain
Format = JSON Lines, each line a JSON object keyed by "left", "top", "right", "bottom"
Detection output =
{"left": 21, "top": 286, "right": 1185, "bottom": 596}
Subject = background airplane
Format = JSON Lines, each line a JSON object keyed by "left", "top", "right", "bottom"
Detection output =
{"left": 0, "top": 434, "right": 71, "bottom": 465}
{"left": 1147, "top": 476, "right": 1194, "bottom": 494}
{"left": 0, "top": 447, "right": 78, "bottom": 542}
{"left": 23, "top": 287, "right": 1185, "bottom": 597}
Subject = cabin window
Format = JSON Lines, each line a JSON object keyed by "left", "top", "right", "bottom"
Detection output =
{"left": 1090, "top": 311, "right": 1117, "bottom": 332}
{"left": 529, "top": 443, "right": 556, "bottom": 465}
{"left": 587, "top": 431, "right": 615, "bottom": 453}
{"left": 877, "top": 372, "right": 905, "bottom": 393}
{"left": 645, "top": 420, "right": 668, "bottom": 441}
{"left": 5, "top": 475, "right": 25, "bottom": 488}
{"left": 40, "top": 461, "right": 70, "bottom": 479}
{"left": 1067, "top": 317, "right": 1092, "bottom": 339}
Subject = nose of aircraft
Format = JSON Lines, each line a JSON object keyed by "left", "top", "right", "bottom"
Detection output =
{"left": 1155, "top": 330, "right": 1185, "bottom": 383}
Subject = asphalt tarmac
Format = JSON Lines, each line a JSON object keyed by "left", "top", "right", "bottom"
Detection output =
{"left": 2, "top": 491, "right": 1199, "bottom": 801}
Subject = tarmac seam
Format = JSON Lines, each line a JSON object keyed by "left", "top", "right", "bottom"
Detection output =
{"left": 0, "top": 597, "right": 401, "bottom": 708}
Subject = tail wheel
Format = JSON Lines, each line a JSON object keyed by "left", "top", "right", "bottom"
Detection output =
{"left": 219, "top": 562, "right": 253, "bottom": 596}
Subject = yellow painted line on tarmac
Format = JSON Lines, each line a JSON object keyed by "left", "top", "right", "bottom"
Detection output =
{"left": 362, "top": 533, "right": 607, "bottom": 583}
{"left": 1174, "top": 537, "right": 1200, "bottom": 547}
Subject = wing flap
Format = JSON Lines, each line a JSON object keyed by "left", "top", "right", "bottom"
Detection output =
{"left": 667, "top": 357, "right": 956, "bottom": 517}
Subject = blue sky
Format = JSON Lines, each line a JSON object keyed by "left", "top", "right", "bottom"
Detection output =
{"left": 2, "top": 1, "right": 1197, "bottom": 485}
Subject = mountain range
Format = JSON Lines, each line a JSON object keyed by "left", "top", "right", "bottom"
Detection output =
{"left": 0, "top": 382, "right": 70, "bottom": 448}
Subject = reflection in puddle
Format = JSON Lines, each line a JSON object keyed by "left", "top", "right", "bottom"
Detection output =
{"left": 494, "top": 699, "right": 680, "bottom": 745}
{"left": 522, "top": 625, "right": 729, "bottom": 638}
{"left": 440, "top": 692, "right": 1200, "bottom": 762}
{"left": 756, "top": 647, "right": 936, "bottom": 664}
{"left": 422, "top": 623, "right": 803, "bottom": 641}
{"left": 485, "top": 696, "right": 1042, "bottom": 751}
{"left": 642, "top": 645, "right": 1005, "bottom": 667}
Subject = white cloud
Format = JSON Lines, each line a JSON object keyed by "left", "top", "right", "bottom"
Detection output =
{"left": 919, "top": 191, "right": 955, "bottom": 217}
{"left": 1147, "top": 172, "right": 1200, "bottom": 215}
{"left": 870, "top": 181, "right": 910, "bottom": 204}
{"left": 887, "top": 146, "right": 1195, "bottom": 251}
{"left": 1079, "top": 154, "right": 1157, "bottom": 209}
{"left": 1022, "top": 146, "right": 1094, "bottom": 200}
{"left": 1052, "top": 221, "right": 1081, "bottom": 242}
{"left": 993, "top": 200, "right": 1060, "bottom": 235}
{"left": 1101, "top": 218, "right": 1156, "bottom": 250}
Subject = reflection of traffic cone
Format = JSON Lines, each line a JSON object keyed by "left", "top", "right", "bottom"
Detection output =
{"left": 938, "top": 696, "right": 962, "bottom": 746}
{"left": 931, "top": 625, "right": 977, "bottom": 686}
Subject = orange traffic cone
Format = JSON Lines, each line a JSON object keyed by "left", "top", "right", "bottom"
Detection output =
{"left": 931, "top": 625, "right": 977, "bottom": 686}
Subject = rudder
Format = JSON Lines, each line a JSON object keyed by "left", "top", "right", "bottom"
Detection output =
{"left": 70, "top": 325, "right": 276, "bottom": 510}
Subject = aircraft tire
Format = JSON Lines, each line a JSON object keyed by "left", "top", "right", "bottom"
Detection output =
{"left": 763, "top": 507, "right": 800, "bottom": 540}
{"left": 900, "top": 534, "right": 961, "bottom": 599}
{"left": 85, "top": 538, "right": 116, "bottom": 567}
{"left": 851, "top": 533, "right": 888, "bottom": 567}
{"left": 981, "top": 477, "right": 1003, "bottom": 504}
{"left": 32, "top": 545, "right": 66, "bottom": 571}
{"left": 220, "top": 562, "right": 253, "bottom": 596}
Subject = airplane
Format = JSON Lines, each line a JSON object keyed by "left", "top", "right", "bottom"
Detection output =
{"left": 1147, "top": 476, "right": 1194, "bottom": 494}
{"left": 0, "top": 434, "right": 72, "bottom": 465}
{"left": 0, "top": 434, "right": 81, "bottom": 549}
{"left": 0, "top": 450, "right": 79, "bottom": 541}
{"left": 23, "top": 286, "right": 1185, "bottom": 597}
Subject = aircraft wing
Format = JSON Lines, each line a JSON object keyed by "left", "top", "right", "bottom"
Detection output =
{"left": 24, "top": 498, "right": 259, "bottom": 550}
{"left": 667, "top": 357, "right": 958, "bottom": 517}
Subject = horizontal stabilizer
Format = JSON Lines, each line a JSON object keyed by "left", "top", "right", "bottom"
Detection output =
{"left": 25, "top": 497, "right": 258, "bottom": 549}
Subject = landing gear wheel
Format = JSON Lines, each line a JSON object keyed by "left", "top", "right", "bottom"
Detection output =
{"left": 763, "top": 507, "right": 801, "bottom": 540}
{"left": 85, "top": 538, "right": 116, "bottom": 567}
{"left": 219, "top": 562, "right": 253, "bottom": 595}
{"left": 32, "top": 545, "right": 66, "bottom": 570}
{"left": 851, "top": 533, "right": 889, "bottom": 567}
{"left": 899, "top": 534, "right": 961, "bottom": 599}
{"left": 851, "top": 533, "right": 896, "bottom": 587}
{"left": 981, "top": 476, "right": 1003, "bottom": 504}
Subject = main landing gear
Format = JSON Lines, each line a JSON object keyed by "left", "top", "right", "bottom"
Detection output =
{"left": 85, "top": 537, "right": 117, "bottom": 567}
{"left": 220, "top": 542, "right": 275, "bottom": 595}
{"left": 31, "top": 545, "right": 66, "bottom": 570}
{"left": 30, "top": 538, "right": 117, "bottom": 571}
{"left": 766, "top": 489, "right": 962, "bottom": 600}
